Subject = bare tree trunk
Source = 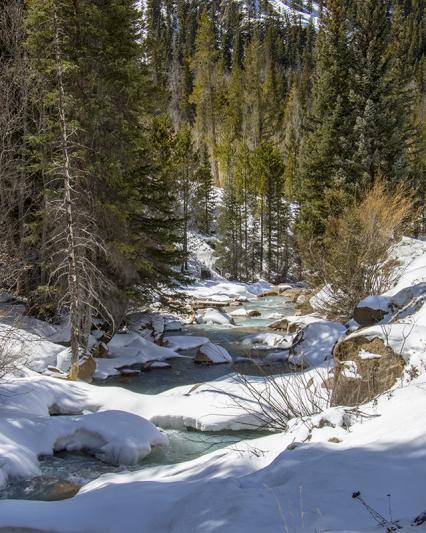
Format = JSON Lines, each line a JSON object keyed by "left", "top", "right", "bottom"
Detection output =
{"left": 53, "top": 4, "right": 81, "bottom": 380}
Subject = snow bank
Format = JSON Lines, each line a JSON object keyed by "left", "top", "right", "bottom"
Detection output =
{"left": 1, "top": 373, "right": 425, "bottom": 532}
{"left": 0, "top": 323, "right": 69, "bottom": 373}
{"left": 0, "top": 407, "right": 168, "bottom": 489}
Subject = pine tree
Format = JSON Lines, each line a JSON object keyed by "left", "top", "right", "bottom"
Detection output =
{"left": 190, "top": 10, "right": 224, "bottom": 184}
{"left": 298, "top": 0, "right": 355, "bottom": 240}
{"left": 194, "top": 144, "right": 215, "bottom": 236}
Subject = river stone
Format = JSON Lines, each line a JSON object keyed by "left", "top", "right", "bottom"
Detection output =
{"left": 331, "top": 336, "right": 405, "bottom": 406}
{"left": 258, "top": 288, "right": 280, "bottom": 298}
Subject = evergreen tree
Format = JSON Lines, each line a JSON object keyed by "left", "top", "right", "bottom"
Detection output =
{"left": 190, "top": 10, "right": 224, "bottom": 184}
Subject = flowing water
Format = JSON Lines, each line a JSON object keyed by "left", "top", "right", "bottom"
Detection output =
{"left": 1, "top": 295, "right": 293, "bottom": 501}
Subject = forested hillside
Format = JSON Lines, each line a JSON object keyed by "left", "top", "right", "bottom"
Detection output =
{"left": 0, "top": 0, "right": 425, "bottom": 326}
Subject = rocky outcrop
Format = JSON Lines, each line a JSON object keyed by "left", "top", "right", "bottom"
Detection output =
{"left": 331, "top": 335, "right": 404, "bottom": 406}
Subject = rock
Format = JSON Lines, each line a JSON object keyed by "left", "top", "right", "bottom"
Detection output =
{"left": 281, "top": 287, "right": 308, "bottom": 302}
{"left": 257, "top": 289, "right": 280, "bottom": 298}
{"left": 78, "top": 355, "right": 96, "bottom": 383}
{"left": 144, "top": 361, "right": 171, "bottom": 369}
{"left": 119, "top": 366, "right": 141, "bottom": 376}
{"left": 196, "top": 308, "right": 235, "bottom": 326}
{"left": 164, "top": 319, "right": 182, "bottom": 332}
{"left": 229, "top": 308, "right": 261, "bottom": 318}
{"left": 276, "top": 284, "right": 294, "bottom": 294}
{"left": 93, "top": 341, "right": 109, "bottom": 358}
{"left": 195, "top": 342, "right": 232, "bottom": 364}
{"left": 269, "top": 317, "right": 296, "bottom": 333}
{"left": 269, "top": 315, "right": 322, "bottom": 334}
{"left": 331, "top": 336, "right": 405, "bottom": 406}
{"left": 353, "top": 295, "right": 392, "bottom": 326}
{"left": 27, "top": 476, "right": 81, "bottom": 502}
{"left": 200, "top": 267, "right": 212, "bottom": 280}
{"left": 413, "top": 511, "right": 426, "bottom": 526}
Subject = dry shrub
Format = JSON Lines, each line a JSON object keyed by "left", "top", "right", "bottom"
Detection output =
{"left": 0, "top": 319, "right": 23, "bottom": 379}
{"left": 303, "top": 181, "right": 415, "bottom": 321}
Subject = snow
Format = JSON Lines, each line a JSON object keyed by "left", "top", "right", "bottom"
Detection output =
{"left": 341, "top": 360, "right": 362, "bottom": 379}
{"left": 288, "top": 319, "right": 347, "bottom": 367}
{"left": 196, "top": 342, "right": 232, "bottom": 364}
{"left": 185, "top": 279, "right": 272, "bottom": 303}
{"left": 1, "top": 373, "right": 426, "bottom": 532}
{"left": 0, "top": 403, "right": 168, "bottom": 489}
{"left": 241, "top": 332, "right": 291, "bottom": 349}
{"left": 357, "top": 295, "right": 391, "bottom": 312}
{"left": 358, "top": 349, "right": 382, "bottom": 360}
{"left": 265, "top": 312, "right": 284, "bottom": 320}
{"left": 94, "top": 331, "right": 181, "bottom": 379}
{"left": 269, "top": 313, "right": 321, "bottom": 332}
{"left": 164, "top": 335, "right": 209, "bottom": 351}
{"left": 0, "top": 323, "right": 70, "bottom": 373}
{"left": 1, "top": 237, "right": 426, "bottom": 531}
{"left": 229, "top": 307, "right": 250, "bottom": 317}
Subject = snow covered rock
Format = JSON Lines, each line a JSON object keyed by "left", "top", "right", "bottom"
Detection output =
{"left": 354, "top": 295, "right": 392, "bottom": 326}
{"left": 195, "top": 342, "right": 232, "bottom": 364}
{"left": 332, "top": 335, "right": 405, "bottom": 406}
{"left": 269, "top": 314, "right": 320, "bottom": 334}
{"left": 195, "top": 308, "right": 235, "bottom": 326}
{"left": 288, "top": 320, "right": 346, "bottom": 367}
{"left": 164, "top": 336, "right": 209, "bottom": 351}
{"left": 229, "top": 308, "right": 261, "bottom": 318}
{"left": 242, "top": 332, "right": 292, "bottom": 350}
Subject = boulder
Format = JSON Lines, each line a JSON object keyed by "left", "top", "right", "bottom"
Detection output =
{"left": 354, "top": 295, "right": 392, "bottom": 326}
{"left": 195, "top": 342, "right": 232, "bottom": 364}
{"left": 257, "top": 289, "right": 280, "bottom": 298}
{"left": 78, "top": 355, "right": 97, "bottom": 383}
{"left": 331, "top": 335, "right": 405, "bottom": 406}
{"left": 196, "top": 308, "right": 235, "bottom": 326}
{"left": 92, "top": 341, "right": 109, "bottom": 358}
{"left": 230, "top": 308, "right": 261, "bottom": 318}
{"left": 281, "top": 287, "right": 308, "bottom": 302}
{"left": 200, "top": 267, "right": 212, "bottom": 280}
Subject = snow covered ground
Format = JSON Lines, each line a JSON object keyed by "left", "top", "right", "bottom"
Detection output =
{"left": 0, "top": 372, "right": 425, "bottom": 532}
{"left": 1, "top": 236, "right": 426, "bottom": 531}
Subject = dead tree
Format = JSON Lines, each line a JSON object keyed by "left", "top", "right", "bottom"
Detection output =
{"left": 50, "top": 2, "right": 112, "bottom": 380}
